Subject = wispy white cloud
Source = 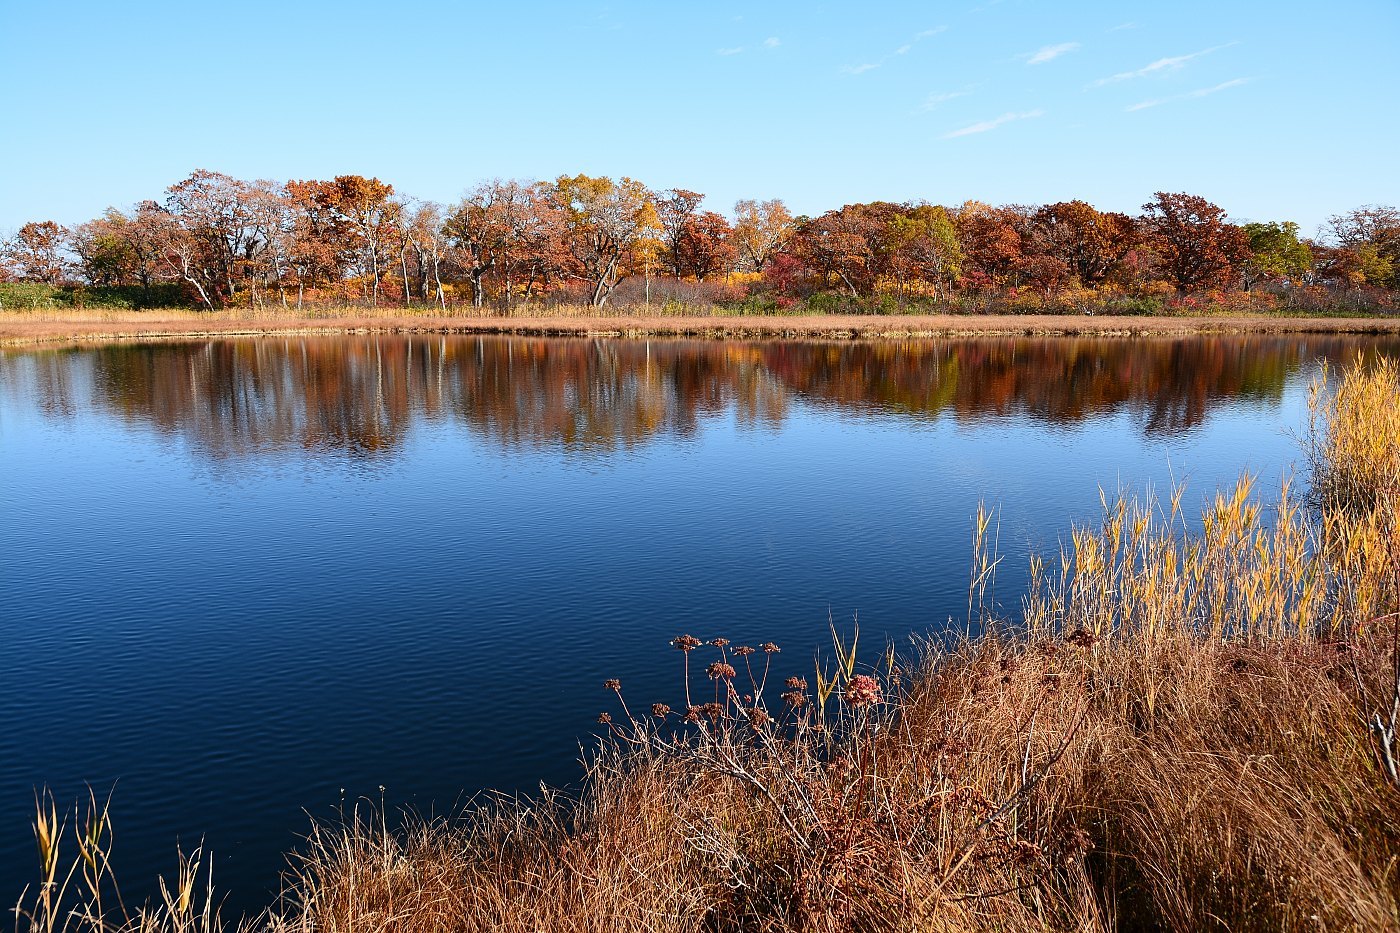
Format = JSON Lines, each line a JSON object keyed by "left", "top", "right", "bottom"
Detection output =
{"left": 1110, "top": 22, "right": 1137, "bottom": 31}
{"left": 763, "top": 36, "right": 781, "bottom": 48}
{"left": 1027, "top": 42, "right": 1080, "bottom": 65}
{"left": 921, "top": 87, "right": 974, "bottom": 111}
{"left": 842, "top": 26, "right": 947, "bottom": 74}
{"left": 1091, "top": 42, "right": 1238, "bottom": 86}
{"left": 944, "top": 109, "right": 1043, "bottom": 138}
{"left": 717, "top": 46, "right": 745, "bottom": 56}
{"left": 1126, "top": 77, "right": 1251, "bottom": 111}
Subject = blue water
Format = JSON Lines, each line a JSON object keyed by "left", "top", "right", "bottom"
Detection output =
{"left": 2, "top": 333, "right": 1394, "bottom": 914}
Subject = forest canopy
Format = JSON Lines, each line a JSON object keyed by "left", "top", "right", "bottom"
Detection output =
{"left": 3, "top": 171, "right": 1398, "bottom": 315}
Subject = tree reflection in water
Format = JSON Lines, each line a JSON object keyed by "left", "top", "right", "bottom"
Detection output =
{"left": 5, "top": 334, "right": 1397, "bottom": 462}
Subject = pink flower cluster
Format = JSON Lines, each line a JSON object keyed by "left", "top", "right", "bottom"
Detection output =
{"left": 843, "top": 674, "right": 883, "bottom": 708}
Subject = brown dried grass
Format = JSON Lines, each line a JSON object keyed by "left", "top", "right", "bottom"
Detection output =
{"left": 4, "top": 305, "right": 1400, "bottom": 348}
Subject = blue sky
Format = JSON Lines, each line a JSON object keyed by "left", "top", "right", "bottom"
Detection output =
{"left": 1, "top": 0, "right": 1396, "bottom": 236}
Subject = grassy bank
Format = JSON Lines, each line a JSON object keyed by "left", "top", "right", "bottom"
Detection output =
{"left": 14, "top": 362, "right": 1400, "bottom": 932}
{"left": 3, "top": 304, "right": 1400, "bottom": 348}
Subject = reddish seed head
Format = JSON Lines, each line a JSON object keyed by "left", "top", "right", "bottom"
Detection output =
{"left": 748, "top": 708, "right": 771, "bottom": 726}
{"left": 843, "top": 674, "right": 883, "bottom": 708}
{"left": 603, "top": 679, "right": 621, "bottom": 691}
{"left": 672, "top": 635, "right": 703, "bottom": 651}
{"left": 785, "top": 676, "right": 807, "bottom": 690}
{"left": 734, "top": 645, "right": 755, "bottom": 657}
{"left": 761, "top": 642, "right": 781, "bottom": 654}
{"left": 708, "top": 638, "right": 730, "bottom": 648}
{"left": 596, "top": 712, "right": 612, "bottom": 724}
{"left": 651, "top": 703, "right": 671, "bottom": 718}
{"left": 683, "top": 706, "right": 702, "bottom": 724}
{"left": 706, "top": 662, "right": 737, "bottom": 681}
{"left": 1066, "top": 629, "right": 1098, "bottom": 649}
{"left": 782, "top": 690, "right": 808, "bottom": 708}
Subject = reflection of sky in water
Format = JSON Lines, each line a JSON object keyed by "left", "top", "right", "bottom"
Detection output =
{"left": 0, "top": 334, "right": 1395, "bottom": 916}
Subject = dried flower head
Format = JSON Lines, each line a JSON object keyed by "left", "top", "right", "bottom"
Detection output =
{"left": 708, "top": 638, "right": 730, "bottom": 648}
{"left": 748, "top": 708, "right": 771, "bottom": 726}
{"left": 672, "top": 634, "right": 703, "bottom": 651}
{"left": 603, "top": 678, "right": 621, "bottom": 691}
{"left": 1066, "top": 629, "right": 1097, "bottom": 649}
{"left": 785, "top": 676, "right": 808, "bottom": 690}
{"left": 782, "top": 690, "right": 808, "bottom": 708}
{"left": 683, "top": 706, "right": 702, "bottom": 724}
{"left": 651, "top": 703, "right": 671, "bottom": 719}
{"left": 596, "top": 712, "right": 612, "bottom": 725}
{"left": 1012, "top": 840, "right": 1043, "bottom": 866}
{"left": 706, "top": 662, "right": 737, "bottom": 681}
{"left": 734, "top": 645, "right": 756, "bottom": 657}
{"left": 700, "top": 702, "right": 725, "bottom": 721}
{"left": 760, "top": 642, "right": 781, "bottom": 654}
{"left": 843, "top": 674, "right": 883, "bottom": 708}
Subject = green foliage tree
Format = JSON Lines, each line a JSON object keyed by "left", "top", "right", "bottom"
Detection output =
{"left": 1242, "top": 221, "right": 1312, "bottom": 289}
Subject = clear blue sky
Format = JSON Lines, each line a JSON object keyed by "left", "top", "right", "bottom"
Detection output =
{"left": 1, "top": 0, "right": 1396, "bottom": 236}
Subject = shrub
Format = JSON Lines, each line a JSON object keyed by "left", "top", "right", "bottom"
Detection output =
{"left": 0, "top": 282, "right": 190, "bottom": 310}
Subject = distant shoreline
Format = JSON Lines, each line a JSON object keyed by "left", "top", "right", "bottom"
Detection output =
{"left": 4, "top": 310, "right": 1400, "bottom": 348}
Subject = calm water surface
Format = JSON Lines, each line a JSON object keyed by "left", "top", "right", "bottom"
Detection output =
{"left": 3, "top": 333, "right": 1397, "bottom": 913}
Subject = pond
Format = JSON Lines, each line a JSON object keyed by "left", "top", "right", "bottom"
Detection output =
{"left": 2, "top": 332, "right": 1396, "bottom": 914}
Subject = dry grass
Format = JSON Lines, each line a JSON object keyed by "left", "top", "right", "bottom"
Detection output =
{"left": 13, "top": 361, "right": 1400, "bottom": 932}
{"left": 4, "top": 305, "right": 1400, "bottom": 347}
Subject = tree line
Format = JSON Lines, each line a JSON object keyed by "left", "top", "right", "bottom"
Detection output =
{"left": 2, "top": 169, "right": 1397, "bottom": 312}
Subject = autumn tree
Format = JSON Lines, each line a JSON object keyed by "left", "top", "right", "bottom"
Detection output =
{"left": 71, "top": 207, "right": 167, "bottom": 287}
{"left": 498, "top": 182, "right": 572, "bottom": 306}
{"left": 2, "top": 221, "right": 70, "bottom": 283}
{"left": 328, "top": 175, "right": 398, "bottom": 305}
{"left": 1032, "top": 200, "right": 1135, "bottom": 288}
{"left": 287, "top": 175, "right": 398, "bottom": 305}
{"left": 732, "top": 199, "right": 793, "bottom": 272}
{"left": 676, "top": 211, "right": 736, "bottom": 282}
{"left": 1241, "top": 221, "right": 1312, "bottom": 290}
{"left": 445, "top": 180, "right": 522, "bottom": 308}
{"left": 71, "top": 214, "right": 132, "bottom": 286}
{"left": 656, "top": 189, "right": 704, "bottom": 279}
{"left": 1327, "top": 205, "right": 1400, "bottom": 288}
{"left": 791, "top": 206, "right": 875, "bottom": 297}
{"left": 955, "top": 202, "right": 1024, "bottom": 291}
{"left": 548, "top": 175, "right": 657, "bottom": 306}
{"left": 400, "top": 201, "right": 448, "bottom": 309}
{"left": 163, "top": 170, "right": 268, "bottom": 304}
{"left": 1008, "top": 207, "right": 1069, "bottom": 298}
{"left": 243, "top": 180, "right": 297, "bottom": 307}
{"left": 284, "top": 180, "right": 351, "bottom": 303}
{"left": 887, "top": 204, "right": 962, "bottom": 299}
{"left": 1139, "top": 192, "right": 1249, "bottom": 294}
{"left": 142, "top": 207, "right": 216, "bottom": 309}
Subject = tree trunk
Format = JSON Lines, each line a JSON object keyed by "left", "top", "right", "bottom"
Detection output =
{"left": 432, "top": 250, "right": 445, "bottom": 311}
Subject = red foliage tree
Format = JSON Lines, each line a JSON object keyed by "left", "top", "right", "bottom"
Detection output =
{"left": 1140, "top": 192, "right": 1249, "bottom": 294}
{"left": 677, "top": 211, "right": 736, "bottom": 282}
{"left": 2, "top": 220, "right": 70, "bottom": 284}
